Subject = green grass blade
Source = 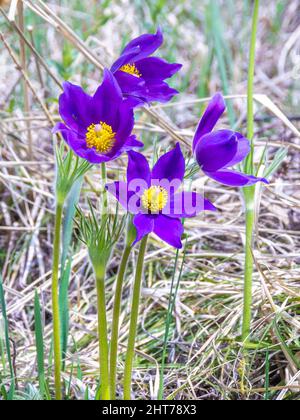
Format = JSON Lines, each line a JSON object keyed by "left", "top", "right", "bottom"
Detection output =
{"left": 263, "top": 148, "right": 288, "bottom": 178}
{"left": 34, "top": 290, "right": 45, "bottom": 399}
{"left": 59, "top": 257, "right": 72, "bottom": 370}
{"left": 208, "top": 0, "right": 236, "bottom": 126}
{"left": 158, "top": 237, "right": 187, "bottom": 400}
{"left": 61, "top": 178, "right": 83, "bottom": 268}
{"left": 60, "top": 178, "right": 83, "bottom": 368}
{"left": 274, "top": 319, "right": 300, "bottom": 370}
{"left": 264, "top": 349, "right": 270, "bottom": 400}
{"left": 0, "top": 276, "right": 14, "bottom": 393}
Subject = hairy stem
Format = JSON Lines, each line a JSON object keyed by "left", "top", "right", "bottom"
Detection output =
{"left": 158, "top": 250, "right": 179, "bottom": 400}
{"left": 95, "top": 265, "right": 110, "bottom": 400}
{"left": 110, "top": 245, "right": 132, "bottom": 399}
{"left": 51, "top": 203, "right": 63, "bottom": 400}
{"left": 101, "top": 162, "right": 108, "bottom": 216}
{"left": 246, "top": 0, "right": 260, "bottom": 173}
{"left": 123, "top": 236, "right": 148, "bottom": 400}
{"left": 242, "top": 195, "right": 255, "bottom": 342}
{"left": 242, "top": 0, "right": 260, "bottom": 343}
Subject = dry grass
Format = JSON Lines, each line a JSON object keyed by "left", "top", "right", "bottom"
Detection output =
{"left": 0, "top": 0, "right": 299, "bottom": 400}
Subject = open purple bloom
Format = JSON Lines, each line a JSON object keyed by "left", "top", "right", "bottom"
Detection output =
{"left": 53, "top": 69, "right": 143, "bottom": 164}
{"left": 193, "top": 93, "right": 268, "bottom": 187}
{"left": 110, "top": 28, "right": 182, "bottom": 105}
{"left": 106, "top": 144, "right": 216, "bottom": 249}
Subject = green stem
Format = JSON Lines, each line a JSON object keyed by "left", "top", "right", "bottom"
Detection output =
{"left": 158, "top": 250, "right": 179, "bottom": 400}
{"left": 110, "top": 245, "right": 132, "bottom": 399}
{"left": 245, "top": 0, "right": 260, "bottom": 175}
{"left": 95, "top": 265, "right": 110, "bottom": 400}
{"left": 242, "top": 0, "right": 260, "bottom": 343}
{"left": 123, "top": 236, "right": 148, "bottom": 400}
{"left": 51, "top": 202, "right": 63, "bottom": 400}
{"left": 101, "top": 162, "right": 108, "bottom": 216}
{"left": 242, "top": 193, "right": 255, "bottom": 342}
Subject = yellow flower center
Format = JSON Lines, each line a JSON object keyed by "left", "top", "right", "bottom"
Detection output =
{"left": 86, "top": 122, "right": 116, "bottom": 154}
{"left": 141, "top": 186, "right": 168, "bottom": 213}
{"left": 119, "top": 63, "right": 142, "bottom": 78}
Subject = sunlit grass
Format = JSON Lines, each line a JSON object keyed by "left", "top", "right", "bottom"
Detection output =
{"left": 0, "top": 0, "right": 299, "bottom": 401}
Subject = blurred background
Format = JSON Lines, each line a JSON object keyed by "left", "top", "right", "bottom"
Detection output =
{"left": 0, "top": 0, "right": 299, "bottom": 400}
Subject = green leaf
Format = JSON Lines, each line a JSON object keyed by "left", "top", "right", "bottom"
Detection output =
{"left": 263, "top": 147, "right": 288, "bottom": 178}
{"left": 59, "top": 258, "right": 72, "bottom": 370}
{"left": 0, "top": 275, "right": 15, "bottom": 397}
{"left": 264, "top": 349, "right": 270, "bottom": 400}
{"left": 61, "top": 178, "right": 83, "bottom": 269}
{"left": 59, "top": 178, "right": 83, "bottom": 368}
{"left": 34, "top": 291, "right": 45, "bottom": 399}
{"left": 208, "top": 0, "right": 236, "bottom": 127}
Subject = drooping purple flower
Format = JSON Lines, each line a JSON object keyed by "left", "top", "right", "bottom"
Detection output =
{"left": 53, "top": 69, "right": 143, "bottom": 164}
{"left": 193, "top": 93, "right": 268, "bottom": 187}
{"left": 110, "top": 28, "right": 182, "bottom": 105}
{"left": 106, "top": 144, "right": 216, "bottom": 249}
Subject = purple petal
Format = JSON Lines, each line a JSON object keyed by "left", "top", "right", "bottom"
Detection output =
{"left": 122, "top": 28, "right": 163, "bottom": 55}
{"left": 206, "top": 169, "right": 269, "bottom": 187}
{"left": 118, "top": 28, "right": 163, "bottom": 65}
{"left": 114, "top": 70, "right": 179, "bottom": 104}
{"left": 133, "top": 213, "right": 155, "bottom": 245}
{"left": 151, "top": 143, "right": 185, "bottom": 190}
{"left": 53, "top": 122, "right": 67, "bottom": 134}
{"left": 135, "top": 57, "right": 182, "bottom": 81}
{"left": 107, "top": 136, "right": 143, "bottom": 162}
{"left": 58, "top": 82, "right": 93, "bottom": 134}
{"left": 113, "top": 71, "right": 146, "bottom": 96}
{"left": 153, "top": 215, "right": 184, "bottom": 249}
{"left": 225, "top": 134, "right": 251, "bottom": 167}
{"left": 124, "top": 96, "right": 146, "bottom": 108}
{"left": 111, "top": 47, "right": 142, "bottom": 73}
{"left": 57, "top": 124, "right": 109, "bottom": 164}
{"left": 106, "top": 182, "right": 140, "bottom": 214}
{"left": 167, "top": 192, "right": 216, "bottom": 218}
{"left": 127, "top": 150, "right": 151, "bottom": 187}
{"left": 121, "top": 135, "right": 144, "bottom": 151}
{"left": 140, "top": 80, "right": 180, "bottom": 103}
{"left": 114, "top": 102, "right": 135, "bottom": 145}
{"left": 193, "top": 93, "right": 226, "bottom": 152}
{"left": 92, "top": 69, "right": 123, "bottom": 128}
{"left": 195, "top": 130, "right": 239, "bottom": 172}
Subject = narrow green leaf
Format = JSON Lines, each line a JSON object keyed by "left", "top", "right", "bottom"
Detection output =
{"left": 0, "top": 276, "right": 14, "bottom": 391}
{"left": 34, "top": 290, "right": 45, "bottom": 399}
{"left": 60, "top": 177, "right": 83, "bottom": 369}
{"left": 209, "top": 0, "right": 236, "bottom": 126}
{"left": 263, "top": 148, "right": 288, "bottom": 179}
{"left": 264, "top": 349, "right": 270, "bottom": 400}
{"left": 59, "top": 258, "right": 72, "bottom": 370}
{"left": 274, "top": 319, "right": 300, "bottom": 370}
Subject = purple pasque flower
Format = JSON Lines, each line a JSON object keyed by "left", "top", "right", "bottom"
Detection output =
{"left": 193, "top": 93, "right": 268, "bottom": 187}
{"left": 54, "top": 69, "right": 143, "bottom": 164}
{"left": 106, "top": 144, "right": 216, "bottom": 249}
{"left": 110, "top": 28, "right": 182, "bottom": 105}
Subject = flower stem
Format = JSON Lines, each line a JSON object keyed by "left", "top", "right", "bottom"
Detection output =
{"left": 101, "top": 162, "right": 108, "bottom": 216}
{"left": 242, "top": 194, "right": 255, "bottom": 342}
{"left": 51, "top": 202, "right": 63, "bottom": 400}
{"left": 242, "top": 0, "right": 260, "bottom": 343}
{"left": 123, "top": 235, "right": 148, "bottom": 400}
{"left": 246, "top": 0, "right": 260, "bottom": 174}
{"left": 158, "top": 250, "right": 179, "bottom": 400}
{"left": 95, "top": 264, "right": 110, "bottom": 400}
{"left": 110, "top": 244, "right": 132, "bottom": 399}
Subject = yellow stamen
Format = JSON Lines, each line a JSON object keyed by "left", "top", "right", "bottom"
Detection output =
{"left": 141, "top": 186, "right": 168, "bottom": 213}
{"left": 86, "top": 122, "right": 116, "bottom": 154}
{"left": 119, "top": 63, "right": 142, "bottom": 78}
